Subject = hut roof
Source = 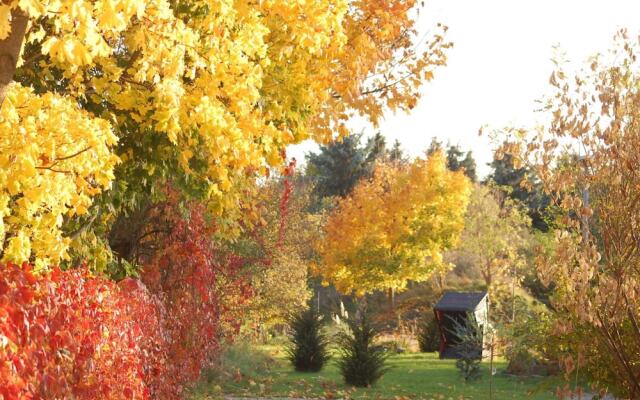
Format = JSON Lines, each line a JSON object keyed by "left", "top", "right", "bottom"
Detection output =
{"left": 434, "top": 291, "right": 487, "bottom": 312}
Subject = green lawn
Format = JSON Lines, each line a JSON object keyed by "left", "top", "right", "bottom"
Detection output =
{"left": 191, "top": 344, "right": 561, "bottom": 400}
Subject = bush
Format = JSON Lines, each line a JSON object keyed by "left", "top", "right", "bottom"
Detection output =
{"left": 0, "top": 262, "right": 165, "bottom": 399}
{"left": 418, "top": 315, "right": 440, "bottom": 353}
{"left": 337, "top": 309, "right": 389, "bottom": 387}
{"left": 140, "top": 196, "right": 252, "bottom": 396}
{"left": 286, "top": 307, "right": 331, "bottom": 372}
{"left": 502, "top": 304, "right": 559, "bottom": 377}
{"left": 450, "top": 314, "right": 482, "bottom": 383}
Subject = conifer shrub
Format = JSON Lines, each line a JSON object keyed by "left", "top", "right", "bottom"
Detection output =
{"left": 418, "top": 314, "right": 440, "bottom": 352}
{"left": 337, "top": 309, "right": 389, "bottom": 387}
{"left": 450, "top": 315, "right": 483, "bottom": 383}
{"left": 286, "top": 307, "right": 331, "bottom": 372}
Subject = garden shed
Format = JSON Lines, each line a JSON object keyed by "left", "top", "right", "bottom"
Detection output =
{"left": 433, "top": 291, "right": 489, "bottom": 360}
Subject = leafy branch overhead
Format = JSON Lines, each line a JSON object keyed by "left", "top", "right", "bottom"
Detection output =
{"left": 0, "top": 0, "right": 451, "bottom": 267}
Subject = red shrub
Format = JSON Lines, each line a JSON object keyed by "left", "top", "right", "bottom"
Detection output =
{"left": 0, "top": 182, "right": 291, "bottom": 398}
{"left": 0, "top": 263, "right": 165, "bottom": 400}
{"left": 141, "top": 199, "right": 252, "bottom": 398}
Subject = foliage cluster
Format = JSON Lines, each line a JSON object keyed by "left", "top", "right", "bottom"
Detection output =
{"left": 317, "top": 151, "right": 471, "bottom": 295}
{"left": 0, "top": 0, "right": 451, "bottom": 267}
{"left": 0, "top": 262, "right": 165, "bottom": 399}
{"left": 139, "top": 193, "right": 253, "bottom": 395}
{"left": 1, "top": 193, "right": 252, "bottom": 399}
{"left": 0, "top": 0, "right": 459, "bottom": 396}
{"left": 241, "top": 177, "right": 316, "bottom": 333}
{"left": 500, "top": 303, "right": 558, "bottom": 377}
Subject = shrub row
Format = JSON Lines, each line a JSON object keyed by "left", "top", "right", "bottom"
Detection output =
{"left": 1, "top": 254, "right": 247, "bottom": 399}
{"left": 1, "top": 263, "right": 164, "bottom": 399}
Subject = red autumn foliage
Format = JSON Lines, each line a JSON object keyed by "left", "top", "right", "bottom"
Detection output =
{"left": 0, "top": 203, "right": 251, "bottom": 399}
{"left": 0, "top": 262, "right": 165, "bottom": 400}
{"left": 140, "top": 197, "right": 252, "bottom": 398}
{"left": 0, "top": 181, "right": 292, "bottom": 399}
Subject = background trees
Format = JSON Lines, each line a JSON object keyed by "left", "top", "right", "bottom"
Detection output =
{"left": 305, "top": 134, "right": 375, "bottom": 202}
{"left": 316, "top": 151, "right": 471, "bottom": 296}
{"left": 305, "top": 132, "right": 407, "bottom": 206}
{"left": 427, "top": 138, "right": 477, "bottom": 182}
{"left": 449, "top": 184, "right": 531, "bottom": 293}
{"left": 486, "top": 153, "right": 550, "bottom": 231}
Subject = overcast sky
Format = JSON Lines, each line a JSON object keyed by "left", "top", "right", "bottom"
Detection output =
{"left": 287, "top": 0, "right": 640, "bottom": 178}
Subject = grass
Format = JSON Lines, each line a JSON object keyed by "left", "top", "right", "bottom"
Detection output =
{"left": 191, "top": 343, "right": 561, "bottom": 400}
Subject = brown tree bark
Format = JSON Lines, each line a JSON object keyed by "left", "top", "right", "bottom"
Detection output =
{"left": 0, "top": 7, "right": 28, "bottom": 108}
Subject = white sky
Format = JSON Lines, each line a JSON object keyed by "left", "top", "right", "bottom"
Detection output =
{"left": 287, "top": 0, "right": 640, "bottom": 178}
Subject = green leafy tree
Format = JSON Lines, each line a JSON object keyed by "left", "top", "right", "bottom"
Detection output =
{"left": 451, "top": 184, "right": 532, "bottom": 293}
{"left": 232, "top": 178, "right": 317, "bottom": 333}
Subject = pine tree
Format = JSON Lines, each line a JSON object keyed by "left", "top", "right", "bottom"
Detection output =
{"left": 305, "top": 134, "right": 370, "bottom": 201}
{"left": 446, "top": 144, "right": 477, "bottom": 182}
{"left": 337, "top": 309, "right": 389, "bottom": 387}
{"left": 487, "top": 152, "right": 550, "bottom": 231}
{"left": 286, "top": 307, "right": 331, "bottom": 372}
{"left": 388, "top": 140, "right": 406, "bottom": 163}
{"left": 418, "top": 315, "right": 440, "bottom": 353}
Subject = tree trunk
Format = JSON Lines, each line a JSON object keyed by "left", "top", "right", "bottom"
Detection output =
{"left": 388, "top": 287, "right": 395, "bottom": 310}
{"left": 0, "top": 7, "right": 28, "bottom": 108}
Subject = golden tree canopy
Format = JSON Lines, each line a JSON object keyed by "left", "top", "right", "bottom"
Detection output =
{"left": 316, "top": 151, "right": 471, "bottom": 295}
{"left": 0, "top": 0, "right": 451, "bottom": 266}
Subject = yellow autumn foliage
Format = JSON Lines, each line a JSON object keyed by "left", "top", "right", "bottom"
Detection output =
{"left": 316, "top": 151, "right": 471, "bottom": 295}
{"left": 0, "top": 85, "right": 118, "bottom": 267}
{"left": 1, "top": 0, "right": 450, "bottom": 264}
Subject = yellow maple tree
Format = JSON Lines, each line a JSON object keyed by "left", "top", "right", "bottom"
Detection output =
{"left": 316, "top": 151, "right": 471, "bottom": 295}
{"left": 0, "top": 0, "right": 451, "bottom": 265}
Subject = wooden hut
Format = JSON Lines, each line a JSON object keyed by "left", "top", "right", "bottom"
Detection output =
{"left": 433, "top": 291, "right": 489, "bottom": 359}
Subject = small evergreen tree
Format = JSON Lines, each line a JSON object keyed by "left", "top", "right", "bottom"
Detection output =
{"left": 450, "top": 314, "right": 483, "bottom": 383}
{"left": 286, "top": 307, "right": 330, "bottom": 372}
{"left": 418, "top": 315, "right": 440, "bottom": 353}
{"left": 337, "top": 309, "right": 389, "bottom": 387}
